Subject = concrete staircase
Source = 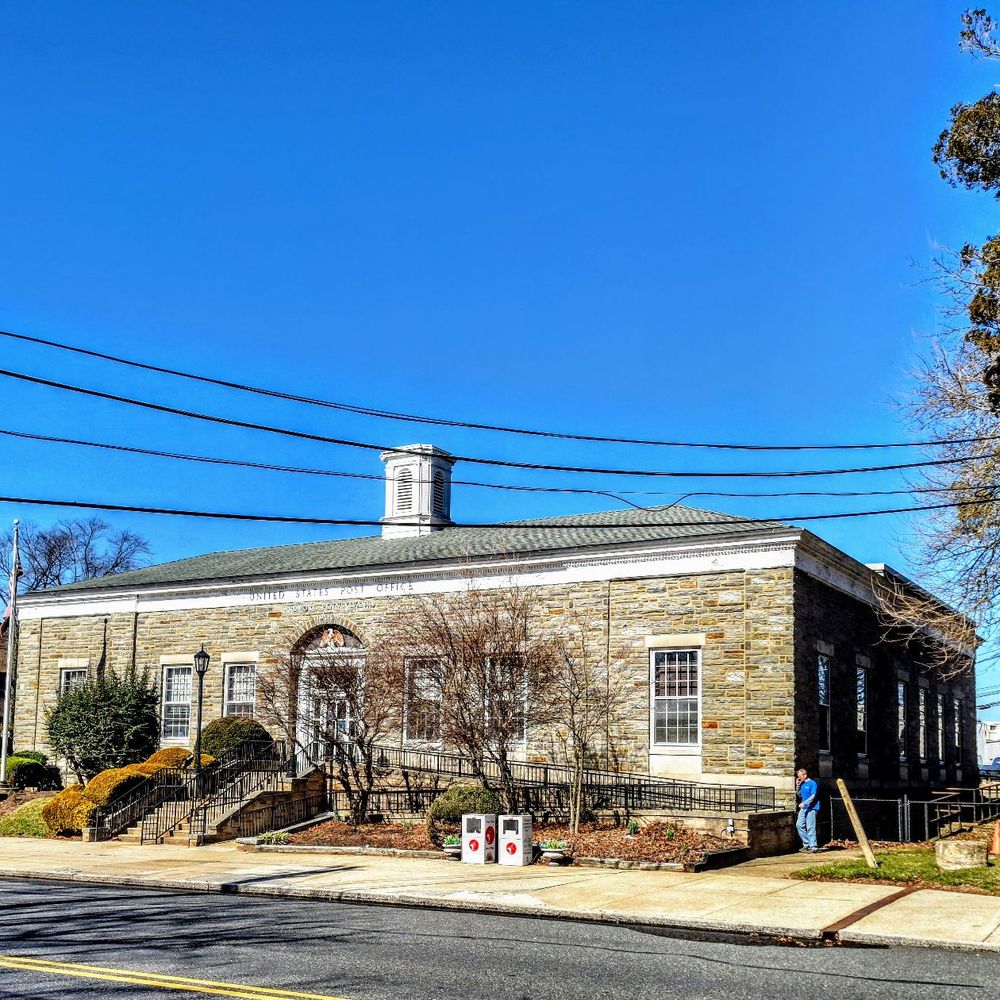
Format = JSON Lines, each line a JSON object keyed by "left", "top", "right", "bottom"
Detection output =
{"left": 118, "top": 769, "right": 326, "bottom": 846}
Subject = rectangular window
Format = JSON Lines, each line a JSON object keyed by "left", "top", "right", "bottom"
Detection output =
{"left": 817, "top": 655, "right": 831, "bottom": 753}
{"left": 918, "top": 688, "right": 928, "bottom": 760}
{"left": 404, "top": 659, "right": 442, "bottom": 743}
{"left": 60, "top": 668, "right": 88, "bottom": 695}
{"left": 161, "top": 665, "right": 192, "bottom": 740}
{"left": 937, "top": 692, "right": 946, "bottom": 762}
{"left": 855, "top": 666, "right": 868, "bottom": 756}
{"left": 224, "top": 663, "right": 256, "bottom": 718}
{"left": 954, "top": 698, "right": 963, "bottom": 754}
{"left": 651, "top": 649, "right": 700, "bottom": 746}
{"left": 897, "top": 680, "right": 908, "bottom": 760}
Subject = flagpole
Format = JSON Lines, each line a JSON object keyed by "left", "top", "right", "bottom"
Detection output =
{"left": 1, "top": 519, "right": 20, "bottom": 786}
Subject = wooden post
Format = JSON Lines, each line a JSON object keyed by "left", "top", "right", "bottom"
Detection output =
{"left": 836, "top": 778, "right": 878, "bottom": 869}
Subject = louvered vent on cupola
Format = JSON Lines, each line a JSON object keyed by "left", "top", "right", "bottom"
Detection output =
{"left": 379, "top": 445, "right": 456, "bottom": 539}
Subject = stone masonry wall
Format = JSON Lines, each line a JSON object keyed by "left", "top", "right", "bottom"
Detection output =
{"left": 13, "top": 567, "right": 798, "bottom": 789}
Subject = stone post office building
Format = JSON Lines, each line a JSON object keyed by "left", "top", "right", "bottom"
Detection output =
{"left": 10, "top": 445, "right": 978, "bottom": 802}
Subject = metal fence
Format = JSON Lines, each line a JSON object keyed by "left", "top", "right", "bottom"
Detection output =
{"left": 830, "top": 783, "right": 1000, "bottom": 843}
{"left": 319, "top": 741, "right": 776, "bottom": 814}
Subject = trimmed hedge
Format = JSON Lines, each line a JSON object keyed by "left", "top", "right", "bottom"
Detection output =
{"left": 82, "top": 765, "right": 150, "bottom": 807}
{"left": 199, "top": 717, "right": 270, "bottom": 759}
{"left": 426, "top": 784, "right": 502, "bottom": 846}
{"left": 143, "top": 747, "right": 193, "bottom": 769}
{"left": 0, "top": 798, "right": 53, "bottom": 838}
{"left": 12, "top": 749, "right": 48, "bottom": 765}
{"left": 3, "top": 756, "right": 48, "bottom": 789}
{"left": 42, "top": 786, "right": 95, "bottom": 835}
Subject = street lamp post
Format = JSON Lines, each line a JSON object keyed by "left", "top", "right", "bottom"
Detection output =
{"left": 193, "top": 645, "right": 210, "bottom": 786}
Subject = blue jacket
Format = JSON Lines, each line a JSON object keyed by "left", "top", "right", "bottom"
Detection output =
{"left": 798, "top": 778, "right": 820, "bottom": 812}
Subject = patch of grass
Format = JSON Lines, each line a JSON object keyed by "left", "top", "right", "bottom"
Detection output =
{"left": 0, "top": 798, "right": 54, "bottom": 838}
{"left": 794, "top": 847, "right": 1000, "bottom": 895}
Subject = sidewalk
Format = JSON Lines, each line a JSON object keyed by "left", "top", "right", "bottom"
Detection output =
{"left": 2, "top": 838, "right": 1000, "bottom": 952}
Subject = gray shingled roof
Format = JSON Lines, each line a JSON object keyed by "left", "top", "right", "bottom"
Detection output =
{"left": 36, "top": 505, "right": 791, "bottom": 595}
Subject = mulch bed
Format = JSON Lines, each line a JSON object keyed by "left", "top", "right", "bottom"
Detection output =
{"left": 289, "top": 820, "right": 436, "bottom": 851}
{"left": 288, "top": 819, "right": 732, "bottom": 865}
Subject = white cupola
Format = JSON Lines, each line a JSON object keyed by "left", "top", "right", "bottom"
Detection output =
{"left": 380, "top": 444, "right": 456, "bottom": 539}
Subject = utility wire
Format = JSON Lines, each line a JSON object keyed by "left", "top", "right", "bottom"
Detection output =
{"left": 2, "top": 327, "right": 998, "bottom": 452}
{"left": 0, "top": 367, "right": 993, "bottom": 479}
{"left": 0, "top": 425, "right": 995, "bottom": 502}
{"left": 0, "top": 493, "right": 984, "bottom": 527}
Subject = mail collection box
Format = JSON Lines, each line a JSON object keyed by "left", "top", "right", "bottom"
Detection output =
{"left": 461, "top": 813, "right": 497, "bottom": 864}
{"left": 497, "top": 813, "right": 533, "bottom": 866}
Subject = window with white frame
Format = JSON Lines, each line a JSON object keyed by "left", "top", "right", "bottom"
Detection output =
{"left": 651, "top": 649, "right": 700, "bottom": 746}
{"left": 954, "top": 697, "right": 963, "bottom": 755}
{"left": 60, "top": 668, "right": 88, "bottom": 695}
{"left": 224, "top": 663, "right": 256, "bottom": 718}
{"left": 897, "top": 680, "right": 909, "bottom": 760}
{"left": 937, "top": 692, "right": 946, "bottom": 762}
{"left": 161, "top": 665, "right": 193, "bottom": 740}
{"left": 918, "top": 688, "right": 928, "bottom": 760}
{"left": 855, "top": 666, "right": 868, "bottom": 756}
{"left": 404, "top": 659, "right": 442, "bottom": 743}
{"left": 483, "top": 656, "right": 528, "bottom": 743}
{"left": 817, "top": 655, "right": 831, "bottom": 752}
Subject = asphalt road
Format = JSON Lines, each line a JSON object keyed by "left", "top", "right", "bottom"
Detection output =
{"left": 0, "top": 878, "right": 995, "bottom": 1000}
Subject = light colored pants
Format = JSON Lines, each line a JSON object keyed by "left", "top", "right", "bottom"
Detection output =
{"left": 796, "top": 808, "right": 818, "bottom": 850}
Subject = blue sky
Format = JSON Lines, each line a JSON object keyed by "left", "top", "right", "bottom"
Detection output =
{"left": 0, "top": 2, "right": 995, "bottom": 641}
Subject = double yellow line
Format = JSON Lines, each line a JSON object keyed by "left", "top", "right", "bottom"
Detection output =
{"left": 0, "top": 953, "right": 354, "bottom": 1000}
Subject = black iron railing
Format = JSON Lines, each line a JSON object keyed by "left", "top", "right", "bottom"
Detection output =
{"left": 186, "top": 741, "right": 292, "bottom": 844}
{"left": 231, "top": 790, "right": 328, "bottom": 839}
{"left": 92, "top": 765, "right": 190, "bottom": 840}
{"left": 317, "top": 740, "right": 776, "bottom": 814}
{"left": 136, "top": 739, "right": 286, "bottom": 844}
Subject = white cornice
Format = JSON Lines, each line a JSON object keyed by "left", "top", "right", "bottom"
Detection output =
{"left": 19, "top": 532, "right": 804, "bottom": 620}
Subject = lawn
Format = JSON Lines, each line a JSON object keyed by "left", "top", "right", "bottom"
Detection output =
{"left": 794, "top": 847, "right": 1000, "bottom": 895}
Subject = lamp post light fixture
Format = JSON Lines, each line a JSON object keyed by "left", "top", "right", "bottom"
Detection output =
{"left": 193, "top": 645, "right": 211, "bottom": 785}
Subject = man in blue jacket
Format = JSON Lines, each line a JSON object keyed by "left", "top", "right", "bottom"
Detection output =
{"left": 795, "top": 767, "right": 820, "bottom": 852}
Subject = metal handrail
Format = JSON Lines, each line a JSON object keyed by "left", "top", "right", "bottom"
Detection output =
{"left": 319, "top": 740, "right": 776, "bottom": 813}
{"left": 138, "top": 739, "right": 285, "bottom": 844}
{"left": 179, "top": 740, "right": 293, "bottom": 844}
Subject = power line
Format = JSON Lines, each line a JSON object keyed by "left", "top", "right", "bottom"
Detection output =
{"left": 0, "top": 493, "right": 983, "bottom": 527}
{"left": 2, "top": 327, "right": 998, "bottom": 453}
{"left": 0, "top": 367, "right": 993, "bottom": 479}
{"left": 1, "top": 425, "right": 996, "bottom": 502}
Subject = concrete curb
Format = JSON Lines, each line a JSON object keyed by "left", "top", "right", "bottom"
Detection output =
{"left": 0, "top": 866, "right": 825, "bottom": 943}
{"left": 4, "top": 866, "right": 998, "bottom": 953}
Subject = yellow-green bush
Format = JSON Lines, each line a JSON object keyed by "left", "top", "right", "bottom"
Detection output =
{"left": 82, "top": 765, "right": 150, "bottom": 807}
{"left": 141, "top": 747, "right": 217, "bottom": 772}
{"left": 143, "top": 747, "right": 192, "bottom": 769}
{"left": 0, "top": 798, "right": 53, "bottom": 838}
{"left": 42, "top": 786, "right": 95, "bottom": 834}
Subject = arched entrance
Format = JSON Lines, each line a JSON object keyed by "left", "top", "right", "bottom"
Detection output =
{"left": 294, "top": 625, "right": 366, "bottom": 762}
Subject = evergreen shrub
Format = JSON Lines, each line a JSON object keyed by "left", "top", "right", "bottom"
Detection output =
{"left": 45, "top": 670, "right": 159, "bottom": 781}
{"left": 199, "top": 717, "right": 271, "bottom": 759}
{"left": 426, "top": 784, "right": 501, "bottom": 846}
{"left": 3, "top": 756, "right": 48, "bottom": 789}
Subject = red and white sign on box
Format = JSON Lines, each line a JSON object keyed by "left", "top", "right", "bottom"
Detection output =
{"left": 497, "top": 814, "right": 533, "bottom": 866}
{"left": 461, "top": 814, "right": 497, "bottom": 864}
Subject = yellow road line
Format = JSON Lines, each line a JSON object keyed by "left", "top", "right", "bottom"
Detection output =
{"left": 0, "top": 954, "right": 353, "bottom": 1000}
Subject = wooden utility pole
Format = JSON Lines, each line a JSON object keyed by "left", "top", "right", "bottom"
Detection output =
{"left": 836, "top": 778, "right": 878, "bottom": 869}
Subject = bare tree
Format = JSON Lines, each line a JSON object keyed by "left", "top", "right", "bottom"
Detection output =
{"left": 541, "top": 622, "right": 632, "bottom": 833}
{"left": 258, "top": 624, "right": 403, "bottom": 825}
{"left": 0, "top": 517, "right": 150, "bottom": 605}
{"left": 388, "top": 584, "right": 560, "bottom": 811}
